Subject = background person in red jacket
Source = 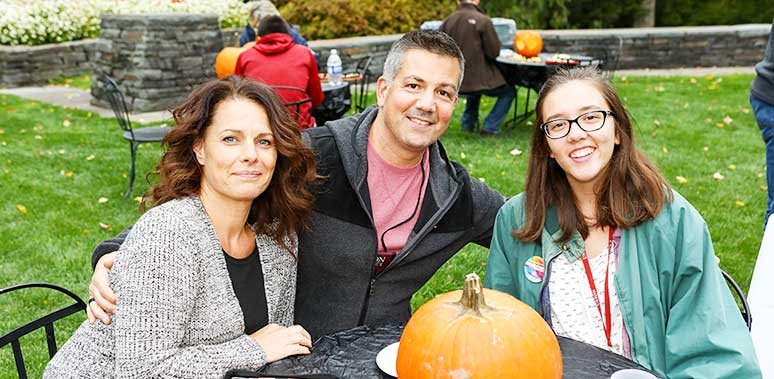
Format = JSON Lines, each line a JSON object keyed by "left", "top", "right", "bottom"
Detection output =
{"left": 235, "top": 15, "right": 323, "bottom": 129}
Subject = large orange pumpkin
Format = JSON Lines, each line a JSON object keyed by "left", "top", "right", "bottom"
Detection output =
{"left": 396, "top": 273, "right": 562, "bottom": 379}
{"left": 514, "top": 30, "right": 543, "bottom": 58}
{"left": 214, "top": 41, "right": 256, "bottom": 79}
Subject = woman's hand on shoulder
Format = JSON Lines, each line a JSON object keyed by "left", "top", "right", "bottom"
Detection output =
{"left": 249, "top": 324, "right": 312, "bottom": 363}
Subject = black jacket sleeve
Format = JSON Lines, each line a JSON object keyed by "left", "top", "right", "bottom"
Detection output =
{"left": 91, "top": 226, "right": 133, "bottom": 270}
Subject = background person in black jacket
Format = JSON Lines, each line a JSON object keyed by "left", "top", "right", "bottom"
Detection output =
{"left": 87, "top": 30, "right": 505, "bottom": 339}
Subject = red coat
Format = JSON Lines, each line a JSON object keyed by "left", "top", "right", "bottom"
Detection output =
{"left": 235, "top": 33, "right": 324, "bottom": 129}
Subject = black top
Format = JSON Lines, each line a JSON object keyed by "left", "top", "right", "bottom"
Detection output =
{"left": 224, "top": 247, "right": 268, "bottom": 335}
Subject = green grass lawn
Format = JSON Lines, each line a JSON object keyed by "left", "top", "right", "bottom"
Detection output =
{"left": 0, "top": 73, "right": 766, "bottom": 377}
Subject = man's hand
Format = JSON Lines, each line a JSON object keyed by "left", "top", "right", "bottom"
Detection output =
{"left": 250, "top": 324, "right": 313, "bottom": 363}
{"left": 87, "top": 252, "right": 117, "bottom": 324}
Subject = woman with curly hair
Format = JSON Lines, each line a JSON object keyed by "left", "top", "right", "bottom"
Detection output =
{"left": 45, "top": 76, "right": 318, "bottom": 378}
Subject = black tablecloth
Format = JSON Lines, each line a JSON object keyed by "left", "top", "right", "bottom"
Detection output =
{"left": 244, "top": 324, "right": 661, "bottom": 379}
{"left": 495, "top": 53, "right": 602, "bottom": 94}
{"left": 312, "top": 82, "right": 351, "bottom": 125}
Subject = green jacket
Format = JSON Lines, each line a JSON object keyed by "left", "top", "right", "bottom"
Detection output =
{"left": 484, "top": 191, "right": 761, "bottom": 379}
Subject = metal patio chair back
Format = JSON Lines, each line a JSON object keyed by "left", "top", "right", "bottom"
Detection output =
{"left": 102, "top": 75, "right": 170, "bottom": 198}
{"left": 721, "top": 269, "right": 753, "bottom": 330}
{"left": 0, "top": 282, "right": 87, "bottom": 379}
{"left": 352, "top": 56, "right": 373, "bottom": 113}
{"left": 270, "top": 85, "right": 313, "bottom": 127}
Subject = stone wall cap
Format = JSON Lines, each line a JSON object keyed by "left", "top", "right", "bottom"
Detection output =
{"left": 0, "top": 39, "right": 98, "bottom": 51}
{"left": 309, "top": 33, "right": 403, "bottom": 49}
{"left": 539, "top": 24, "right": 771, "bottom": 38}
{"left": 102, "top": 14, "right": 219, "bottom": 22}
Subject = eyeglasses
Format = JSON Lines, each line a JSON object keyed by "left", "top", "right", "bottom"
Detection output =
{"left": 540, "top": 110, "right": 615, "bottom": 139}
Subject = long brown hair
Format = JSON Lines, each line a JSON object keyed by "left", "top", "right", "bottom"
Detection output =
{"left": 142, "top": 76, "right": 317, "bottom": 251}
{"left": 515, "top": 67, "right": 671, "bottom": 243}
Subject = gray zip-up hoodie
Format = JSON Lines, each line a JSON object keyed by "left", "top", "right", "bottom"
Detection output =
{"left": 751, "top": 19, "right": 774, "bottom": 105}
{"left": 295, "top": 106, "right": 505, "bottom": 338}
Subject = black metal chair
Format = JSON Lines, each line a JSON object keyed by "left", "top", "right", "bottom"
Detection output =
{"left": 269, "top": 85, "right": 313, "bottom": 128}
{"left": 102, "top": 75, "right": 171, "bottom": 198}
{"left": 721, "top": 269, "right": 753, "bottom": 330}
{"left": 351, "top": 56, "right": 374, "bottom": 113}
{"left": 0, "top": 282, "right": 87, "bottom": 379}
{"left": 565, "top": 37, "right": 623, "bottom": 79}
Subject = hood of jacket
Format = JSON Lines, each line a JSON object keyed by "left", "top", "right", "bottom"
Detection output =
{"left": 254, "top": 33, "right": 295, "bottom": 55}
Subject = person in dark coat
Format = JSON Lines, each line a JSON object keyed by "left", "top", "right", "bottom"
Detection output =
{"left": 440, "top": 0, "right": 515, "bottom": 136}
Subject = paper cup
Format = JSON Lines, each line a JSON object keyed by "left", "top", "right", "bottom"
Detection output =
{"left": 610, "top": 369, "right": 657, "bottom": 379}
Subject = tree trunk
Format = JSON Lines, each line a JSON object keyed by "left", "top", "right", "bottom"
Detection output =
{"left": 634, "top": 0, "right": 656, "bottom": 27}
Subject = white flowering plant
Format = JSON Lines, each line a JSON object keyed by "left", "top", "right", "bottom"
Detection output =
{"left": 0, "top": 0, "right": 249, "bottom": 46}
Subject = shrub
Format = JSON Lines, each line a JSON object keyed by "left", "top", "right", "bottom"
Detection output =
{"left": 279, "top": 0, "right": 454, "bottom": 40}
{"left": 0, "top": 0, "right": 248, "bottom": 46}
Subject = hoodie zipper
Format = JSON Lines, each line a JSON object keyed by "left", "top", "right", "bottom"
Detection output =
{"left": 355, "top": 164, "right": 463, "bottom": 326}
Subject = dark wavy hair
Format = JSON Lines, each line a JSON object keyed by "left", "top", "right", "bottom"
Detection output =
{"left": 142, "top": 76, "right": 317, "bottom": 251}
{"left": 515, "top": 66, "right": 671, "bottom": 243}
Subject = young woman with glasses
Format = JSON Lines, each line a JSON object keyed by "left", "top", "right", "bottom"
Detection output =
{"left": 484, "top": 67, "right": 760, "bottom": 378}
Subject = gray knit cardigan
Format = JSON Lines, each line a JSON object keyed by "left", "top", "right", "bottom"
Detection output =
{"left": 44, "top": 196, "right": 297, "bottom": 378}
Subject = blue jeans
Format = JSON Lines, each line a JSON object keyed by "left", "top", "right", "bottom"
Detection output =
{"left": 751, "top": 95, "right": 774, "bottom": 228}
{"left": 461, "top": 85, "right": 516, "bottom": 133}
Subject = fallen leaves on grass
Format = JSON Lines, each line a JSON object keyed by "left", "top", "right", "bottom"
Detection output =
{"left": 728, "top": 164, "right": 737, "bottom": 170}
{"left": 62, "top": 120, "right": 71, "bottom": 127}
{"left": 98, "top": 197, "right": 109, "bottom": 204}
{"left": 86, "top": 154, "right": 95, "bottom": 161}
{"left": 16, "top": 204, "right": 28, "bottom": 214}
{"left": 712, "top": 172, "right": 725, "bottom": 180}
{"left": 509, "top": 148, "right": 522, "bottom": 156}
{"left": 723, "top": 116, "right": 733, "bottom": 125}
{"left": 99, "top": 223, "right": 113, "bottom": 231}
{"left": 460, "top": 152, "right": 466, "bottom": 159}
{"left": 675, "top": 176, "right": 688, "bottom": 184}
{"left": 735, "top": 200, "right": 745, "bottom": 207}
{"left": 59, "top": 170, "right": 73, "bottom": 177}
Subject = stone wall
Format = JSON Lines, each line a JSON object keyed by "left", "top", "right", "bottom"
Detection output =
{"left": 304, "top": 24, "right": 770, "bottom": 78}
{"left": 538, "top": 24, "right": 769, "bottom": 70}
{"left": 0, "top": 40, "right": 96, "bottom": 87}
{"left": 90, "top": 14, "right": 223, "bottom": 112}
{"left": 1, "top": 23, "right": 770, "bottom": 94}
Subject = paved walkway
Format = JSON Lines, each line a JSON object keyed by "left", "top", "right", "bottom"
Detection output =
{"left": 0, "top": 66, "right": 755, "bottom": 120}
{"left": 0, "top": 86, "right": 171, "bottom": 124}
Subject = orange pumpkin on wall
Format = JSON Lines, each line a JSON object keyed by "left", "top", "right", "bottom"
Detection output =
{"left": 396, "top": 273, "right": 562, "bottom": 379}
{"left": 214, "top": 41, "right": 255, "bottom": 79}
{"left": 514, "top": 30, "right": 543, "bottom": 58}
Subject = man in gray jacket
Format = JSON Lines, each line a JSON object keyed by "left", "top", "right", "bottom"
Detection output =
{"left": 88, "top": 30, "right": 505, "bottom": 339}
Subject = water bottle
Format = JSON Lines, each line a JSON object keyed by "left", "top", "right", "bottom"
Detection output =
{"left": 326, "top": 49, "right": 343, "bottom": 85}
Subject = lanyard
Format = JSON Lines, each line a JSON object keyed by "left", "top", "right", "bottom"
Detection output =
{"left": 580, "top": 226, "right": 616, "bottom": 348}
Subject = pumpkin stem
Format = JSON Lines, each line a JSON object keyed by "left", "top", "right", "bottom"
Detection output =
{"left": 459, "top": 273, "right": 488, "bottom": 316}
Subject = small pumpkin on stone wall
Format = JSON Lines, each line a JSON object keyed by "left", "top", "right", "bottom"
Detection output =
{"left": 514, "top": 30, "right": 543, "bottom": 58}
{"left": 215, "top": 41, "right": 256, "bottom": 79}
{"left": 396, "top": 273, "right": 562, "bottom": 379}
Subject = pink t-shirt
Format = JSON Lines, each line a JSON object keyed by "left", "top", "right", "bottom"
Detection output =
{"left": 366, "top": 143, "right": 429, "bottom": 274}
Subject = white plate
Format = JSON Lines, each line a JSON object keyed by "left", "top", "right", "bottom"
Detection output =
{"left": 375, "top": 342, "right": 399, "bottom": 377}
